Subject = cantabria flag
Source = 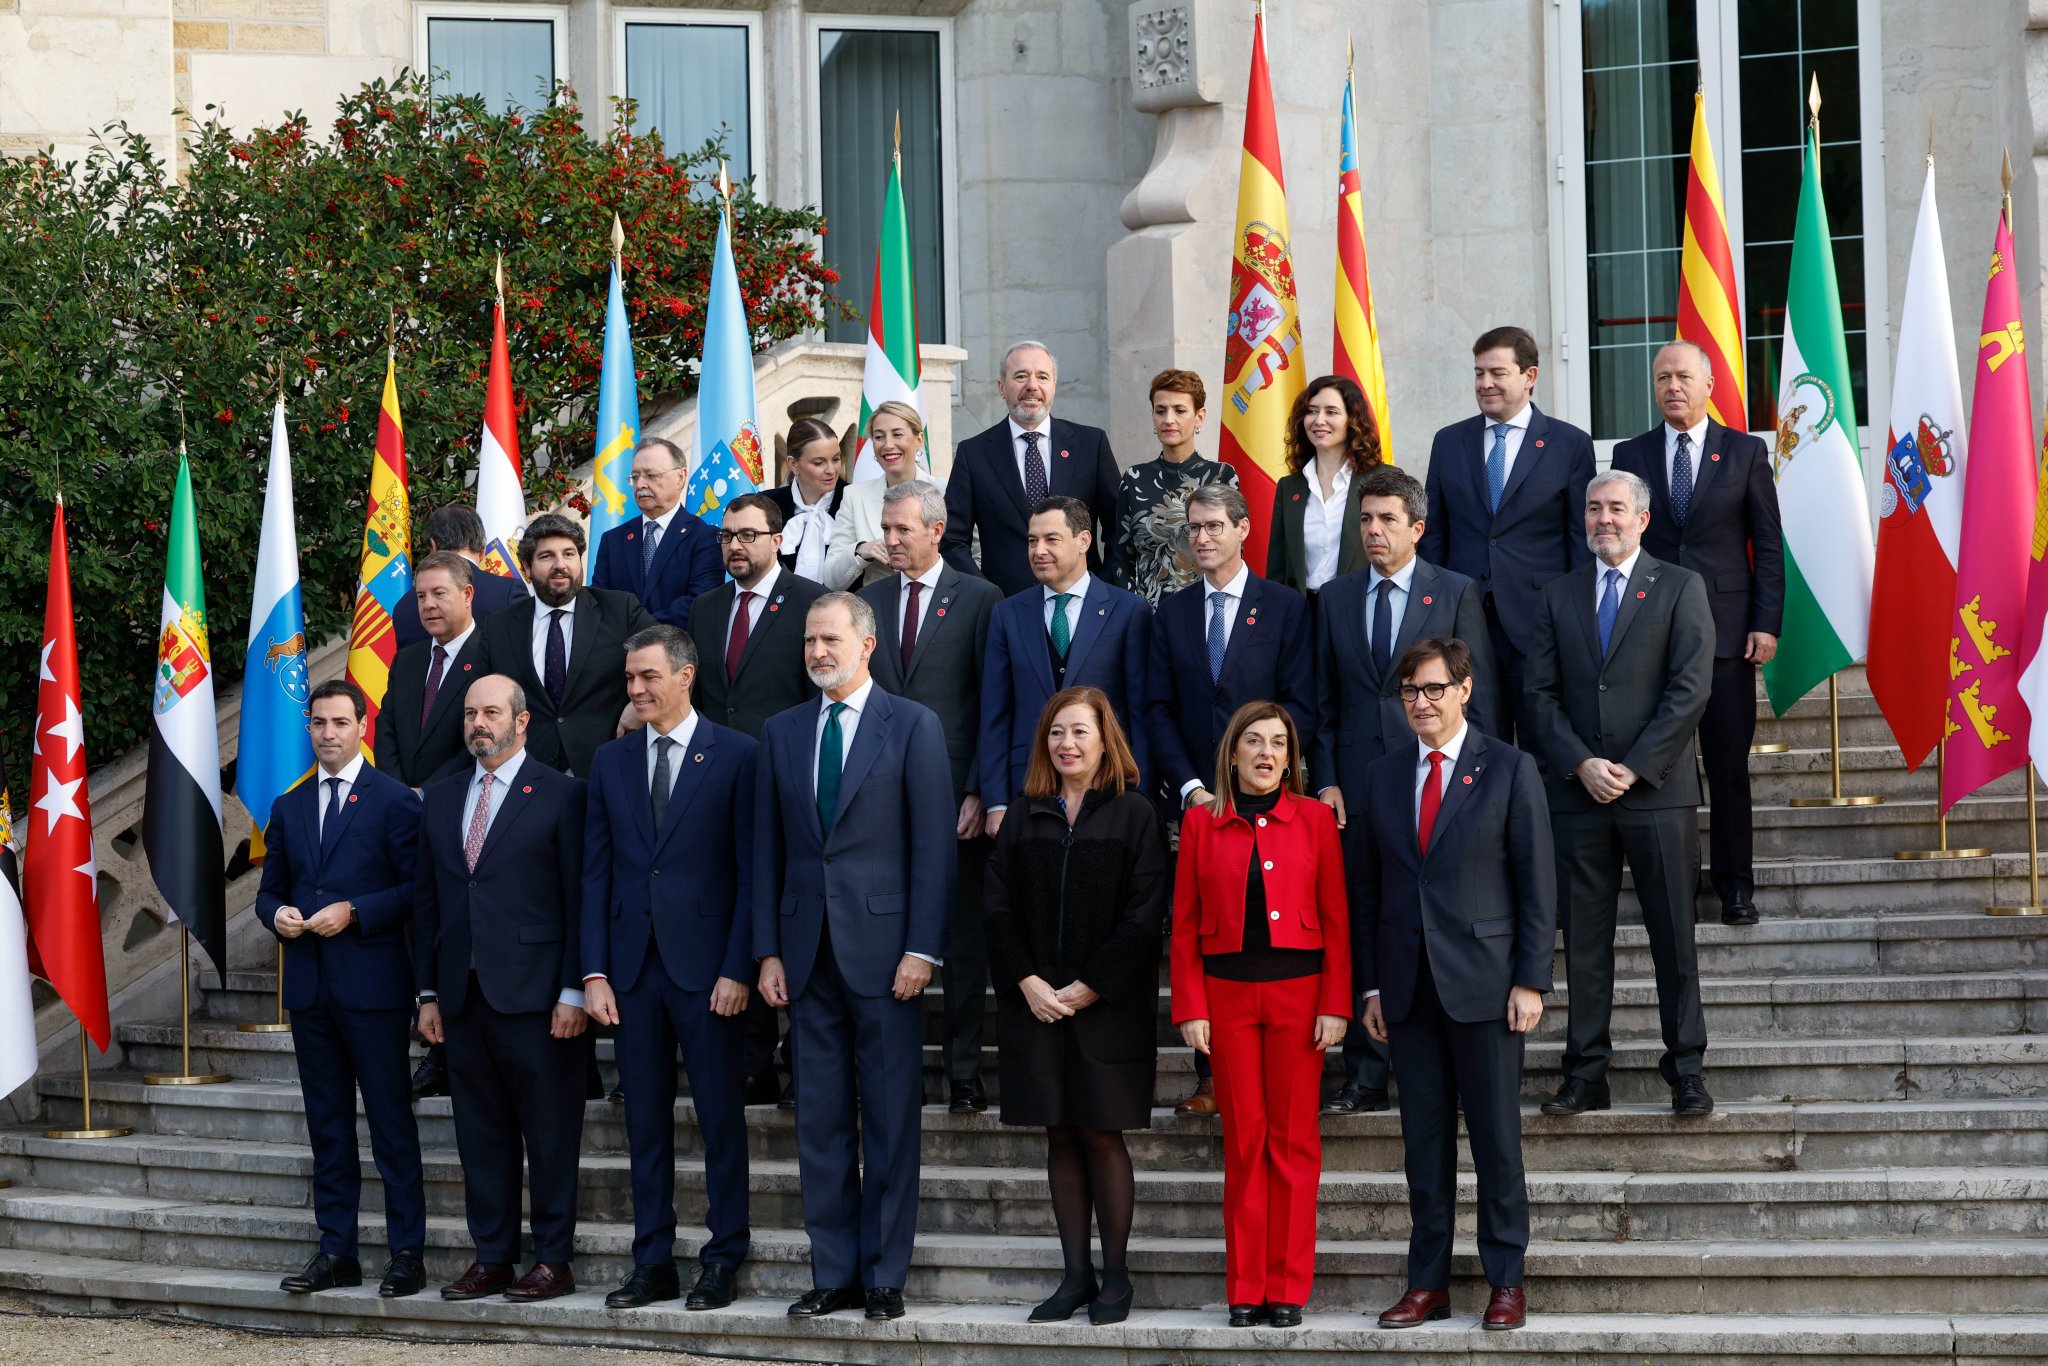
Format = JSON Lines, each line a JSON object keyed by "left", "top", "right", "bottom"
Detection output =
{"left": 850, "top": 140, "right": 921, "bottom": 483}
{"left": 1761, "top": 109, "right": 1874, "bottom": 715}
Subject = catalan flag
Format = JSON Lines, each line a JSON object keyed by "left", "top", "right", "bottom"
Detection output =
{"left": 346, "top": 353, "right": 412, "bottom": 751}
{"left": 1333, "top": 41, "right": 1391, "bottom": 460}
{"left": 1676, "top": 89, "right": 1746, "bottom": 430}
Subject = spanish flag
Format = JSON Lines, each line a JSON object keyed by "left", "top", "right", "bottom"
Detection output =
{"left": 1219, "top": 4, "right": 1304, "bottom": 574}
{"left": 1675, "top": 89, "right": 1746, "bottom": 430}
{"left": 1333, "top": 39, "right": 1391, "bottom": 460}
{"left": 345, "top": 351, "right": 412, "bottom": 751}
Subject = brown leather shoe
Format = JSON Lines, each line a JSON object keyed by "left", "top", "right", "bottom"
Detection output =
{"left": 503, "top": 1261, "right": 576, "bottom": 1302}
{"left": 1174, "top": 1078, "right": 1219, "bottom": 1116}
{"left": 1377, "top": 1287, "right": 1451, "bottom": 1328}
{"left": 1483, "top": 1285, "right": 1527, "bottom": 1331}
{"left": 440, "top": 1261, "right": 515, "bottom": 1301}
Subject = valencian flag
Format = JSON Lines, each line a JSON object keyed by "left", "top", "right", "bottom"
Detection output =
{"left": 851, "top": 125, "right": 922, "bottom": 482}
{"left": 347, "top": 353, "right": 413, "bottom": 752}
{"left": 143, "top": 450, "right": 228, "bottom": 978}
{"left": 587, "top": 217, "right": 642, "bottom": 577}
{"left": 1761, "top": 88, "right": 1873, "bottom": 716}
{"left": 1332, "top": 39, "right": 1391, "bottom": 459}
{"left": 0, "top": 756, "right": 37, "bottom": 1099}
{"left": 1219, "top": 4, "right": 1305, "bottom": 574}
{"left": 24, "top": 498, "right": 112, "bottom": 1050}
{"left": 1675, "top": 88, "right": 1746, "bottom": 430}
{"left": 239, "top": 400, "right": 315, "bottom": 861}
{"left": 1943, "top": 165, "right": 2036, "bottom": 812}
{"left": 1869, "top": 160, "right": 1969, "bottom": 771}
{"left": 684, "top": 166, "right": 765, "bottom": 524}
{"left": 477, "top": 265, "right": 529, "bottom": 584}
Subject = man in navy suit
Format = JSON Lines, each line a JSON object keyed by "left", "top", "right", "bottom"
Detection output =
{"left": 1611, "top": 341, "right": 1784, "bottom": 926}
{"left": 592, "top": 436, "right": 724, "bottom": 628}
{"left": 754, "top": 592, "right": 955, "bottom": 1323}
{"left": 378, "top": 552, "right": 491, "bottom": 791}
{"left": 1355, "top": 638, "right": 1555, "bottom": 1333}
{"left": 980, "top": 496, "right": 1151, "bottom": 835}
{"left": 415, "top": 674, "right": 590, "bottom": 1304}
{"left": 582, "top": 625, "right": 757, "bottom": 1311}
{"left": 256, "top": 679, "right": 426, "bottom": 1300}
{"left": 942, "top": 341, "right": 1121, "bottom": 596}
{"left": 393, "top": 504, "right": 527, "bottom": 650}
{"left": 1419, "top": 326, "right": 1595, "bottom": 744}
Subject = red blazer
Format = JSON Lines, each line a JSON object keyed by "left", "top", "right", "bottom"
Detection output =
{"left": 1170, "top": 789, "right": 1352, "bottom": 1022}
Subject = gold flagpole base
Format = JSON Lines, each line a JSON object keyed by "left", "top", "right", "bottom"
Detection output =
{"left": 141, "top": 1071, "right": 231, "bottom": 1085}
{"left": 1987, "top": 904, "right": 2048, "bottom": 916}
{"left": 1896, "top": 846, "right": 1993, "bottom": 860}
{"left": 0, "top": 1177, "right": 12, "bottom": 1188}
{"left": 1790, "top": 794, "right": 1884, "bottom": 807}
{"left": 44, "top": 1126, "right": 133, "bottom": 1140}
{"left": 1750, "top": 742, "right": 1791, "bottom": 755}
{"left": 237, "top": 1022, "right": 292, "bottom": 1033}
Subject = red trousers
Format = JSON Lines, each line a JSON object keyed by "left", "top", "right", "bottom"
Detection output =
{"left": 1206, "top": 973, "right": 1326, "bottom": 1305}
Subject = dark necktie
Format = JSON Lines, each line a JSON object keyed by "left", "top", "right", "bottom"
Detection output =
{"left": 1598, "top": 567, "right": 1622, "bottom": 657}
{"left": 651, "top": 735, "right": 675, "bottom": 828}
{"left": 816, "top": 702, "right": 847, "bottom": 835}
{"left": 319, "top": 776, "right": 344, "bottom": 859}
{"left": 1022, "top": 430, "right": 1048, "bottom": 506}
{"left": 421, "top": 643, "right": 448, "bottom": 726}
{"left": 902, "top": 580, "right": 923, "bottom": 673}
{"left": 1050, "top": 592, "right": 1074, "bottom": 657}
{"left": 1371, "top": 578, "right": 1395, "bottom": 676}
{"left": 1672, "top": 432, "right": 1695, "bottom": 525}
{"left": 1207, "top": 591, "right": 1228, "bottom": 683}
{"left": 642, "top": 518, "right": 660, "bottom": 575}
{"left": 726, "top": 591, "right": 754, "bottom": 681}
{"left": 1418, "top": 750, "right": 1446, "bottom": 854}
{"left": 544, "top": 608, "right": 567, "bottom": 705}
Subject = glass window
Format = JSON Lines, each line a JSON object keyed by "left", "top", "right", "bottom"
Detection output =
{"left": 623, "top": 21, "right": 753, "bottom": 181}
{"left": 426, "top": 16, "right": 555, "bottom": 114}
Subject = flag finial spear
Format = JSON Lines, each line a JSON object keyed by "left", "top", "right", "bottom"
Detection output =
{"left": 1346, "top": 33, "right": 1353, "bottom": 77}
{"left": 494, "top": 252, "right": 504, "bottom": 304}
{"left": 387, "top": 307, "right": 395, "bottom": 360}
{"left": 1696, "top": 65, "right": 1704, "bottom": 96}
{"left": 2003, "top": 146, "right": 2014, "bottom": 224}
{"left": 1927, "top": 115, "right": 1935, "bottom": 167}
{"left": 717, "top": 159, "right": 733, "bottom": 210}
{"left": 893, "top": 109, "right": 901, "bottom": 163}
{"left": 1807, "top": 74, "right": 1821, "bottom": 129}
{"left": 611, "top": 212, "right": 625, "bottom": 266}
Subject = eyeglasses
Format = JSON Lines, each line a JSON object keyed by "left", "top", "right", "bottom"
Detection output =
{"left": 1398, "top": 682, "right": 1456, "bottom": 702}
{"left": 628, "top": 469, "right": 681, "bottom": 486}
{"left": 716, "top": 528, "right": 774, "bottom": 545}
{"left": 1186, "top": 520, "right": 1234, "bottom": 539}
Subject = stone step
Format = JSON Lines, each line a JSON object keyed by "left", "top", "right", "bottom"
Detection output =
{"left": 1665, "top": 853, "right": 2048, "bottom": 919}
{"left": 1732, "top": 796, "right": 2035, "bottom": 862}
{"left": 1744, "top": 746, "right": 2029, "bottom": 805}
{"left": 5, "top": 1250, "right": 2038, "bottom": 1366}
{"left": 1754, "top": 689, "right": 1906, "bottom": 750}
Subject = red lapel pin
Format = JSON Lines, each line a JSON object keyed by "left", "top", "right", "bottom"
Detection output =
{"left": 769, "top": 603, "right": 780, "bottom": 613}
{"left": 348, "top": 793, "right": 358, "bottom": 803}
{"left": 1292, "top": 492, "right": 1302, "bottom": 501}
{"left": 626, "top": 531, "right": 635, "bottom": 541}
{"left": 1636, "top": 590, "right": 1647, "bottom": 599}
{"left": 1060, "top": 449, "right": 1070, "bottom": 459}
{"left": 1244, "top": 616, "right": 1255, "bottom": 626}
{"left": 462, "top": 663, "right": 473, "bottom": 672}
{"left": 1462, "top": 775, "right": 1474, "bottom": 785}
{"left": 1535, "top": 439, "right": 1545, "bottom": 448}
{"left": 1710, "top": 452, "right": 1721, "bottom": 462}
{"left": 1421, "top": 595, "right": 1433, "bottom": 605}
{"left": 936, "top": 607, "right": 947, "bottom": 617}
{"left": 521, "top": 785, "right": 533, "bottom": 794}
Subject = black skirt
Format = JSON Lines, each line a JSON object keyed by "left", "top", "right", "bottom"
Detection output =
{"left": 995, "top": 981, "right": 1157, "bottom": 1131}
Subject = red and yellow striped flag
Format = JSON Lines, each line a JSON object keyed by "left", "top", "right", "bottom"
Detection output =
{"left": 1676, "top": 89, "right": 1746, "bottom": 429}
{"left": 1333, "top": 41, "right": 1391, "bottom": 460}
{"left": 1219, "top": 4, "right": 1305, "bottom": 574}
{"left": 345, "top": 352, "right": 412, "bottom": 751}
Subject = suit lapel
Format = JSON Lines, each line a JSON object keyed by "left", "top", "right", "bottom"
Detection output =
{"left": 559, "top": 590, "right": 604, "bottom": 700}
{"left": 1214, "top": 574, "right": 1265, "bottom": 682}
{"left": 316, "top": 773, "right": 365, "bottom": 866}
{"left": 423, "top": 632, "right": 488, "bottom": 736}
{"left": 830, "top": 693, "right": 891, "bottom": 834}
{"left": 474, "top": 764, "right": 541, "bottom": 867}
{"left": 1385, "top": 562, "right": 1438, "bottom": 682}
{"left": 1328, "top": 575, "right": 1375, "bottom": 680}
{"left": 1045, "top": 420, "right": 1079, "bottom": 499}
{"left": 1688, "top": 421, "right": 1726, "bottom": 507}
{"left": 654, "top": 725, "right": 717, "bottom": 853}
{"left": 1603, "top": 557, "right": 1661, "bottom": 665}
{"left": 987, "top": 427, "right": 1033, "bottom": 524}
{"left": 1643, "top": 430, "right": 1677, "bottom": 527}
{"left": 1573, "top": 563, "right": 1604, "bottom": 661}
{"left": 1061, "top": 578, "right": 1114, "bottom": 678}
{"left": 1422, "top": 732, "right": 1489, "bottom": 863}
{"left": 1495, "top": 408, "right": 1546, "bottom": 512}
{"left": 906, "top": 569, "right": 960, "bottom": 680}
{"left": 644, "top": 512, "right": 690, "bottom": 591}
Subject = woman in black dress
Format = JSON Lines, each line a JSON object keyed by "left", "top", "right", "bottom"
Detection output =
{"left": 984, "top": 685, "right": 1169, "bottom": 1326}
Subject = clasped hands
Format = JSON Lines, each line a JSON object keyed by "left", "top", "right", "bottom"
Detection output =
{"left": 271, "top": 902, "right": 352, "bottom": 939}
{"left": 1180, "top": 1014, "right": 1348, "bottom": 1053}
{"left": 1574, "top": 757, "right": 1638, "bottom": 804}
{"left": 1020, "top": 975, "right": 1100, "bottom": 1023}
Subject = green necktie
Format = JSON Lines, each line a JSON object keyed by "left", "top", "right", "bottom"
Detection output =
{"left": 1050, "top": 593, "right": 1075, "bottom": 657}
{"left": 816, "top": 701, "right": 847, "bottom": 834}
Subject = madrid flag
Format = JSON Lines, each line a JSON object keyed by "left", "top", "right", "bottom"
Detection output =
{"left": 476, "top": 288, "right": 528, "bottom": 585}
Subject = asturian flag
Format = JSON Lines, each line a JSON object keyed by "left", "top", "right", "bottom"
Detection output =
{"left": 346, "top": 355, "right": 413, "bottom": 751}
{"left": 143, "top": 450, "right": 228, "bottom": 978}
{"left": 684, "top": 176, "right": 765, "bottom": 524}
{"left": 477, "top": 280, "right": 529, "bottom": 584}
{"left": 238, "top": 400, "right": 315, "bottom": 861}
{"left": 587, "top": 219, "right": 642, "bottom": 575}
{"left": 0, "top": 757, "right": 37, "bottom": 1099}
{"left": 850, "top": 139, "right": 922, "bottom": 482}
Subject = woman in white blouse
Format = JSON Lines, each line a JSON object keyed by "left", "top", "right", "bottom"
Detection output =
{"left": 1263, "top": 375, "right": 1381, "bottom": 598}
{"left": 823, "top": 401, "right": 930, "bottom": 589}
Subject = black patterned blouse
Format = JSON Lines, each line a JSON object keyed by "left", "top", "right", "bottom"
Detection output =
{"left": 1106, "top": 454, "right": 1240, "bottom": 608}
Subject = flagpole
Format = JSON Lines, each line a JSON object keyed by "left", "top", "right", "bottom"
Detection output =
{"left": 142, "top": 926, "right": 230, "bottom": 1085}
{"left": 1788, "top": 676, "right": 1883, "bottom": 807}
{"left": 1989, "top": 766, "right": 2048, "bottom": 914}
{"left": 46, "top": 1028, "right": 131, "bottom": 1141}
{"left": 239, "top": 941, "right": 291, "bottom": 1032}
{"left": 1897, "top": 738, "right": 1991, "bottom": 859}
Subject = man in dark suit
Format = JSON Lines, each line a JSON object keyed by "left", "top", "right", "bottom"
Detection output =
{"left": 861, "top": 480, "right": 1003, "bottom": 1114}
{"left": 582, "top": 625, "right": 757, "bottom": 1312}
{"left": 1523, "top": 470, "right": 1716, "bottom": 1117}
{"left": 1355, "top": 637, "right": 1554, "bottom": 1333}
{"left": 1418, "top": 326, "right": 1595, "bottom": 744}
{"left": 980, "top": 496, "right": 1152, "bottom": 833}
{"left": 415, "top": 674, "right": 590, "bottom": 1303}
{"left": 1313, "top": 464, "right": 1493, "bottom": 1113}
{"left": 480, "top": 511, "right": 655, "bottom": 778}
{"left": 942, "top": 341, "right": 1120, "bottom": 595}
{"left": 768, "top": 429, "right": 846, "bottom": 580}
{"left": 393, "top": 504, "right": 527, "bottom": 650}
{"left": 256, "top": 679, "right": 426, "bottom": 1300}
{"left": 1611, "top": 340, "right": 1784, "bottom": 927}
{"left": 592, "top": 436, "right": 725, "bottom": 628}
{"left": 378, "top": 551, "right": 490, "bottom": 790}
{"left": 754, "top": 592, "right": 955, "bottom": 1323}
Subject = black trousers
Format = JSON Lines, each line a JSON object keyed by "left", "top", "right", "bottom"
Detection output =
{"left": 1552, "top": 805, "right": 1708, "bottom": 1087}
{"left": 942, "top": 834, "right": 991, "bottom": 1083}
{"left": 1482, "top": 597, "right": 1527, "bottom": 747}
{"left": 1699, "top": 655, "right": 1757, "bottom": 902}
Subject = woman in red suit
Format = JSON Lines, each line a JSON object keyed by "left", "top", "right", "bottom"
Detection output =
{"left": 1171, "top": 700, "right": 1350, "bottom": 1328}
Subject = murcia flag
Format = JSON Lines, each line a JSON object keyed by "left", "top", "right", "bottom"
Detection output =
{"left": 239, "top": 400, "right": 315, "bottom": 860}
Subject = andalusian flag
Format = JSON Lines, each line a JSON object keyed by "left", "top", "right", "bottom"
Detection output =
{"left": 143, "top": 450, "right": 228, "bottom": 977}
{"left": 587, "top": 217, "right": 641, "bottom": 575}
{"left": 851, "top": 130, "right": 921, "bottom": 483}
{"left": 683, "top": 169, "right": 764, "bottom": 524}
{"left": 1762, "top": 90, "right": 1874, "bottom": 716}
{"left": 1676, "top": 89, "right": 1746, "bottom": 430}
{"left": 1333, "top": 41, "right": 1391, "bottom": 459}
{"left": 1219, "top": 5, "right": 1304, "bottom": 574}
{"left": 238, "top": 401, "right": 315, "bottom": 861}
{"left": 347, "top": 353, "right": 413, "bottom": 751}
{"left": 477, "top": 265, "right": 528, "bottom": 584}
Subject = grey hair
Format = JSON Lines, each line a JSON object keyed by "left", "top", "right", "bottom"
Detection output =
{"left": 624, "top": 623, "right": 698, "bottom": 672}
{"left": 1186, "top": 481, "right": 1250, "bottom": 524}
{"left": 1654, "top": 339, "right": 1713, "bottom": 381}
{"left": 811, "top": 590, "right": 878, "bottom": 638}
{"left": 1588, "top": 468, "right": 1653, "bottom": 514}
{"left": 1000, "top": 340, "right": 1058, "bottom": 379}
{"left": 882, "top": 478, "right": 948, "bottom": 529}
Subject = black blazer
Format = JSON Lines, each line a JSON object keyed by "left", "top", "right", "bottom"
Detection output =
{"left": 941, "top": 417, "right": 1121, "bottom": 596}
{"left": 479, "top": 587, "right": 656, "bottom": 777}
{"left": 1611, "top": 421, "right": 1785, "bottom": 660}
{"left": 375, "top": 627, "right": 490, "bottom": 788}
{"left": 1265, "top": 467, "right": 1368, "bottom": 593}
{"left": 1145, "top": 571, "right": 1314, "bottom": 797}
{"left": 392, "top": 566, "right": 525, "bottom": 651}
{"left": 768, "top": 482, "right": 847, "bottom": 574}
{"left": 861, "top": 565, "right": 1003, "bottom": 802}
{"left": 688, "top": 571, "right": 825, "bottom": 738}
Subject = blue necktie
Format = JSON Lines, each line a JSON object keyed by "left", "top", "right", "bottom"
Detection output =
{"left": 816, "top": 702, "right": 847, "bottom": 834}
{"left": 1207, "top": 591, "right": 1229, "bottom": 683}
{"left": 319, "top": 777, "right": 343, "bottom": 861}
{"left": 1371, "top": 578, "right": 1395, "bottom": 676}
{"left": 1486, "top": 423, "right": 1510, "bottom": 513}
{"left": 641, "top": 519, "right": 659, "bottom": 574}
{"left": 1671, "top": 432, "right": 1695, "bottom": 525}
{"left": 1598, "top": 567, "right": 1622, "bottom": 657}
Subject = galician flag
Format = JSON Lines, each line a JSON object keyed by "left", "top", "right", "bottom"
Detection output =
{"left": 1218, "top": 4, "right": 1305, "bottom": 574}
{"left": 1760, "top": 95, "right": 1874, "bottom": 716}
{"left": 1332, "top": 40, "right": 1391, "bottom": 459}
{"left": 684, "top": 169, "right": 765, "bottom": 525}
{"left": 143, "top": 449, "right": 228, "bottom": 978}
{"left": 347, "top": 353, "right": 413, "bottom": 752}
{"left": 851, "top": 131, "right": 921, "bottom": 483}
{"left": 587, "top": 217, "right": 642, "bottom": 575}
{"left": 238, "top": 400, "right": 315, "bottom": 861}
{"left": 477, "top": 267, "right": 529, "bottom": 584}
{"left": 1868, "top": 161, "right": 1969, "bottom": 772}
{"left": 0, "top": 756, "right": 38, "bottom": 1099}
{"left": 1676, "top": 88, "right": 1746, "bottom": 431}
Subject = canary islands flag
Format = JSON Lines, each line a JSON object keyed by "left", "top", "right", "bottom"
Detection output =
{"left": 238, "top": 400, "right": 315, "bottom": 861}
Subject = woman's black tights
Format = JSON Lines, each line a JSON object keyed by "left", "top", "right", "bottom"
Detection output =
{"left": 1045, "top": 1124, "right": 1135, "bottom": 1294}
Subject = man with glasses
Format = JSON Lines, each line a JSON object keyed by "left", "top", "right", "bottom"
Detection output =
{"left": 594, "top": 437, "right": 725, "bottom": 629}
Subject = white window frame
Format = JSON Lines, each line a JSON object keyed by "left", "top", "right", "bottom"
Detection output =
{"left": 415, "top": 2, "right": 571, "bottom": 108}
{"left": 803, "top": 11, "right": 962, "bottom": 348}
{"left": 612, "top": 8, "right": 766, "bottom": 183}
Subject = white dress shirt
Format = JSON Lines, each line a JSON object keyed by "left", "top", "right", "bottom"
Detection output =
{"left": 529, "top": 595, "right": 577, "bottom": 683}
{"left": 1366, "top": 555, "right": 1418, "bottom": 661}
{"left": 784, "top": 482, "right": 837, "bottom": 582}
{"left": 644, "top": 710, "right": 701, "bottom": 800}
{"left": 812, "top": 678, "right": 937, "bottom": 966}
{"left": 451, "top": 746, "right": 584, "bottom": 1009}
{"left": 898, "top": 560, "right": 945, "bottom": 642}
{"left": 1010, "top": 416, "right": 1056, "bottom": 490}
{"left": 1485, "top": 402, "right": 1533, "bottom": 486}
{"left": 1300, "top": 460, "right": 1353, "bottom": 591}
{"left": 314, "top": 753, "right": 366, "bottom": 842}
{"left": 1593, "top": 548, "right": 1644, "bottom": 614}
{"left": 1179, "top": 563, "right": 1252, "bottom": 802}
{"left": 1663, "top": 416, "right": 1711, "bottom": 488}
{"left": 1365, "top": 721, "right": 1469, "bottom": 1002}
{"left": 432, "top": 619, "right": 477, "bottom": 665}
{"left": 1042, "top": 571, "right": 1092, "bottom": 638}
{"left": 638, "top": 501, "right": 683, "bottom": 561}
{"left": 727, "top": 563, "right": 782, "bottom": 644}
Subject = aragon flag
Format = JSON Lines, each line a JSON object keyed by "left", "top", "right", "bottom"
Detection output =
{"left": 347, "top": 353, "right": 413, "bottom": 752}
{"left": 143, "top": 450, "right": 228, "bottom": 978}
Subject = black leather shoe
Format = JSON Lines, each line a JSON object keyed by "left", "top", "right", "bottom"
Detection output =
{"left": 1321, "top": 1081, "right": 1365, "bottom": 1114}
{"left": 607, "top": 1086, "right": 625, "bottom": 1105}
{"left": 865, "top": 1286, "right": 905, "bottom": 1320}
{"left": 1266, "top": 1302, "right": 1303, "bottom": 1328}
{"left": 1027, "top": 1274, "right": 1097, "bottom": 1322}
{"left": 685, "top": 1262, "right": 737, "bottom": 1310}
{"left": 1228, "top": 1303, "right": 1266, "bottom": 1327}
{"left": 606, "top": 1262, "right": 681, "bottom": 1309}
{"left": 409, "top": 1053, "right": 448, "bottom": 1100}
{"left": 281, "top": 1251, "right": 361, "bottom": 1294}
{"left": 1721, "top": 897, "right": 1760, "bottom": 927}
{"left": 1088, "top": 1273, "right": 1132, "bottom": 1326}
{"left": 788, "top": 1285, "right": 862, "bottom": 1317}
{"left": 777, "top": 1080, "right": 797, "bottom": 1110}
{"left": 378, "top": 1249, "right": 424, "bottom": 1298}
{"left": 1672, "top": 1074, "right": 1715, "bottom": 1115}
{"left": 742, "top": 1073, "right": 782, "bottom": 1106}
{"left": 1540, "top": 1078, "right": 1611, "bottom": 1115}
{"left": 949, "top": 1077, "right": 988, "bottom": 1113}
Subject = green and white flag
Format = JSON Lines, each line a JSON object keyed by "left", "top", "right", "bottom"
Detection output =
{"left": 1762, "top": 108, "right": 1875, "bottom": 715}
{"left": 850, "top": 142, "right": 922, "bottom": 481}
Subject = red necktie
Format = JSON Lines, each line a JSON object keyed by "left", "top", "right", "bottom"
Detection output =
{"left": 901, "top": 580, "right": 923, "bottom": 672}
{"left": 421, "top": 643, "right": 447, "bottom": 726}
{"left": 726, "top": 590, "right": 754, "bottom": 681}
{"left": 1418, "top": 750, "right": 1447, "bottom": 855}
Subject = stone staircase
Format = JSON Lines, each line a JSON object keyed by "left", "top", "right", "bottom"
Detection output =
{"left": 3, "top": 670, "right": 2047, "bottom": 1362}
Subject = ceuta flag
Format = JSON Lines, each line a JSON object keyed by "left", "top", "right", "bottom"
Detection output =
{"left": 346, "top": 354, "right": 413, "bottom": 752}
{"left": 23, "top": 498, "right": 111, "bottom": 1051}
{"left": 476, "top": 290, "right": 529, "bottom": 585}
{"left": 1219, "top": 7, "right": 1305, "bottom": 573}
